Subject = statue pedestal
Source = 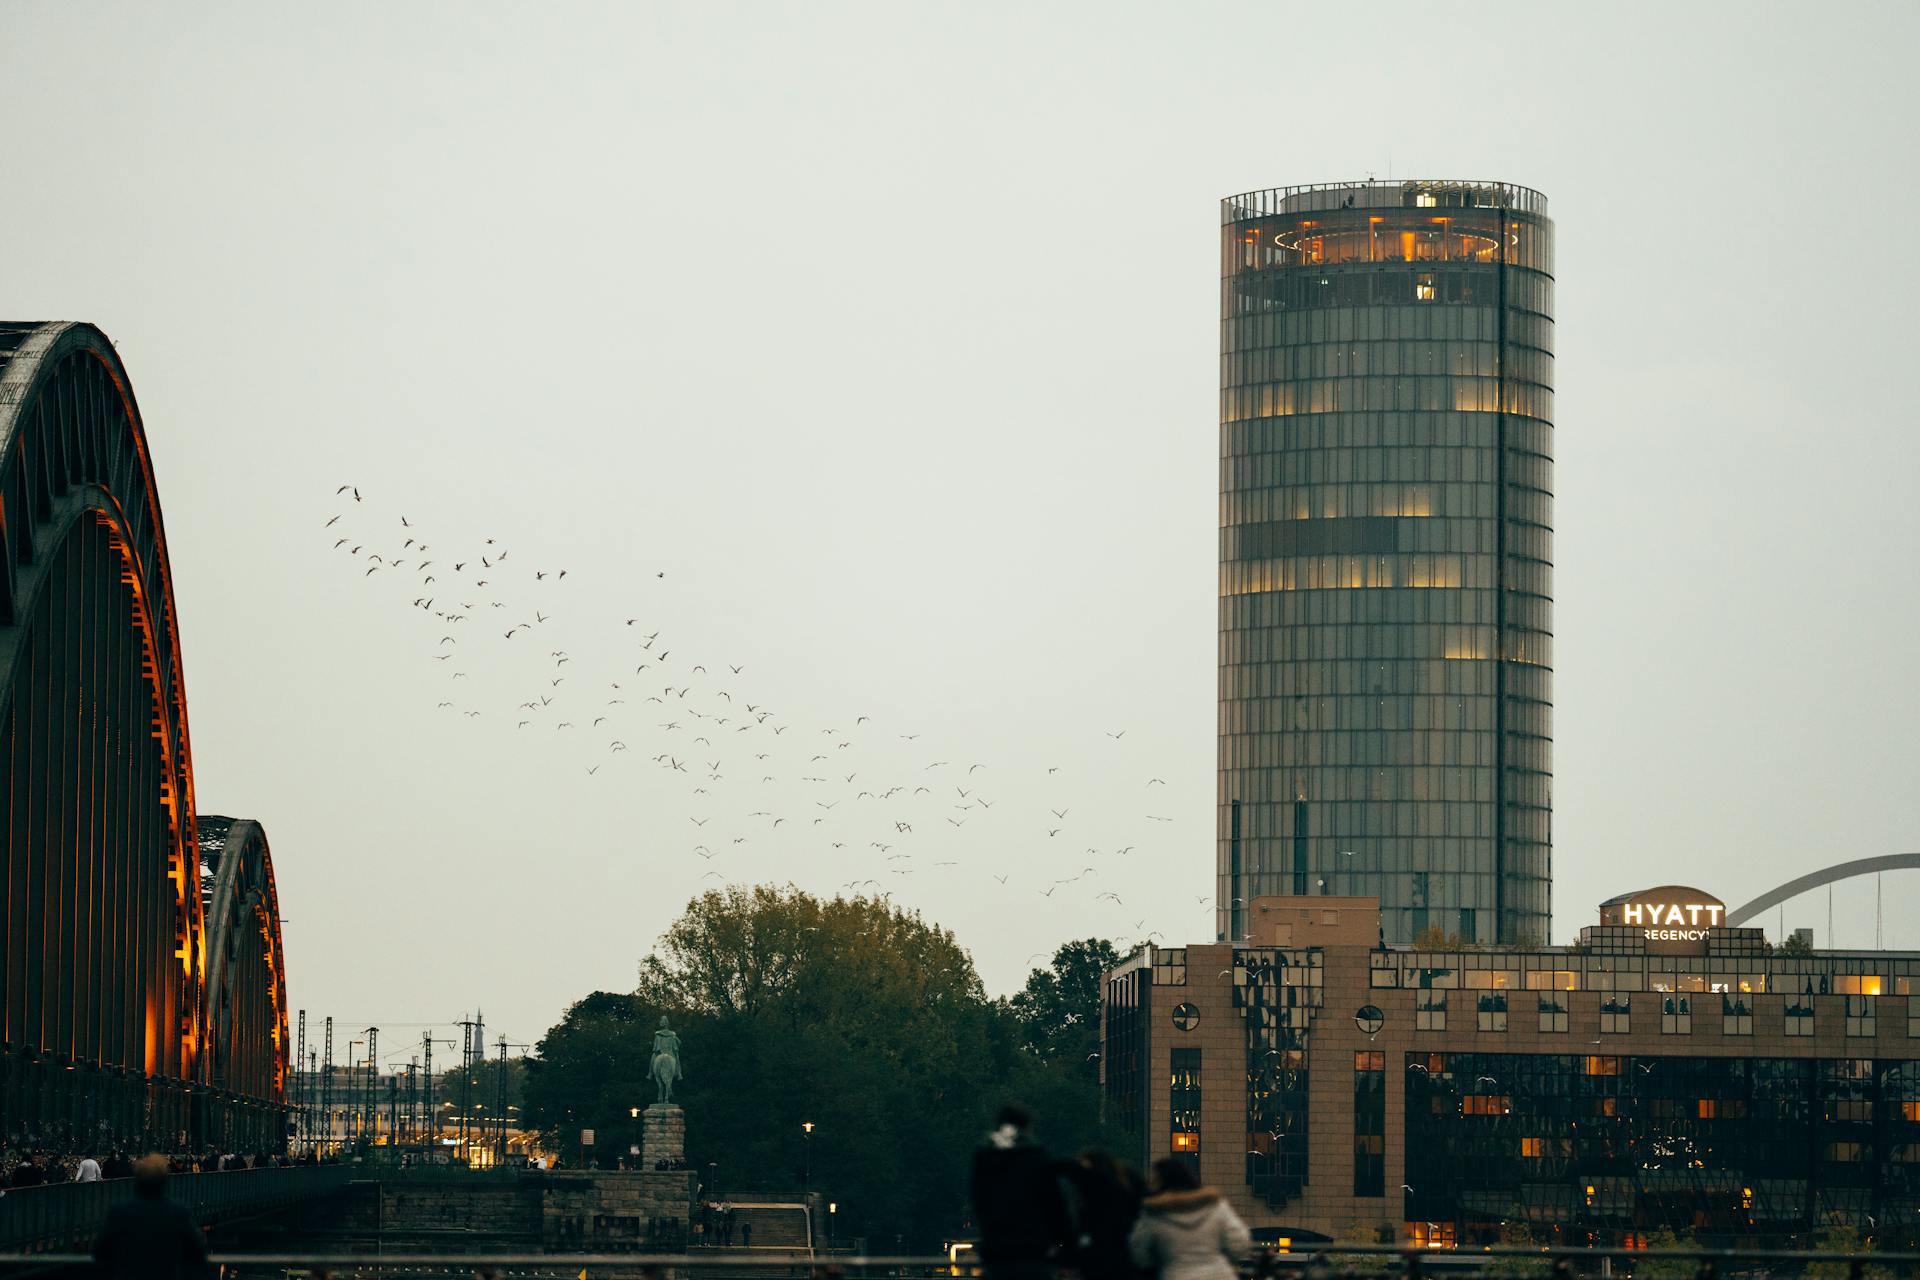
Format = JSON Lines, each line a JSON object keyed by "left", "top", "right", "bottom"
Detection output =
{"left": 641, "top": 1103, "right": 685, "bottom": 1168}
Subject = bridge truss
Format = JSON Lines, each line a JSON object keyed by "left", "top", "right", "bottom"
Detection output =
{"left": 0, "top": 321, "right": 288, "bottom": 1151}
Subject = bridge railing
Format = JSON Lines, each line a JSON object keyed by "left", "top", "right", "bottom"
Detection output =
{"left": 0, "top": 1164, "right": 355, "bottom": 1253}
{"left": 0, "top": 1246, "right": 1911, "bottom": 1277}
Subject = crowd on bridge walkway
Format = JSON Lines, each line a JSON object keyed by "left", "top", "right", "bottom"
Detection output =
{"left": 2, "top": 1147, "right": 332, "bottom": 1188}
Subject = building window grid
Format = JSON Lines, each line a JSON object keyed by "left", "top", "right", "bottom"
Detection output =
{"left": 1170, "top": 1047, "right": 1202, "bottom": 1173}
{"left": 1402, "top": 1051, "right": 1920, "bottom": 1239}
{"left": 1786, "top": 1001, "right": 1816, "bottom": 1037}
{"left": 1354, "top": 1051, "right": 1386, "bottom": 1197}
{"left": 1218, "top": 200, "right": 1555, "bottom": 950}
{"left": 1662, "top": 995, "right": 1692, "bottom": 1036}
{"left": 1846, "top": 996, "right": 1876, "bottom": 1039}
{"left": 1239, "top": 951, "right": 1320, "bottom": 1210}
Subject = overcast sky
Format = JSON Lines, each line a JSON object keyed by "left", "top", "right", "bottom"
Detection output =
{"left": 4, "top": 2, "right": 1917, "bottom": 1056}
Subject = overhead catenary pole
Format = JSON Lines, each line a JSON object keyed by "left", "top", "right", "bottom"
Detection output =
{"left": 424, "top": 1034, "right": 436, "bottom": 1147}
{"left": 454, "top": 1013, "right": 481, "bottom": 1159}
{"left": 364, "top": 1027, "right": 380, "bottom": 1143}
{"left": 295, "top": 1010, "right": 307, "bottom": 1151}
{"left": 494, "top": 1036, "right": 529, "bottom": 1166}
{"left": 321, "top": 1018, "right": 334, "bottom": 1156}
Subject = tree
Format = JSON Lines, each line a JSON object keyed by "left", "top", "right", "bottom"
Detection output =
{"left": 1480, "top": 1219, "right": 1550, "bottom": 1279}
{"left": 522, "top": 886, "right": 1105, "bottom": 1249}
{"left": 1009, "top": 938, "right": 1121, "bottom": 1064}
{"left": 1807, "top": 1223, "right": 1891, "bottom": 1280}
{"left": 1632, "top": 1226, "right": 1702, "bottom": 1280}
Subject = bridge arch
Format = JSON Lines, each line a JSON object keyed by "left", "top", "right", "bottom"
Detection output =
{"left": 1724, "top": 853, "right": 1920, "bottom": 928}
{"left": 0, "top": 321, "right": 283, "bottom": 1150}
{"left": 198, "top": 817, "right": 291, "bottom": 1151}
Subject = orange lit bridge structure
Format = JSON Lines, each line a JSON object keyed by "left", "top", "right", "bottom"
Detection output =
{"left": 0, "top": 322, "right": 289, "bottom": 1152}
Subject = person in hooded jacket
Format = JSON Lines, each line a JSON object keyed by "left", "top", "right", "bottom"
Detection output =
{"left": 969, "top": 1104, "right": 1070, "bottom": 1280}
{"left": 1127, "top": 1158, "right": 1251, "bottom": 1280}
{"left": 1061, "top": 1149, "right": 1146, "bottom": 1280}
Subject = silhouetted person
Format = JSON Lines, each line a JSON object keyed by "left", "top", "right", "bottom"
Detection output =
{"left": 10, "top": 1155, "right": 46, "bottom": 1187}
{"left": 1063, "top": 1150, "right": 1146, "bottom": 1280}
{"left": 1127, "top": 1159, "right": 1250, "bottom": 1280}
{"left": 92, "top": 1154, "right": 211, "bottom": 1280}
{"left": 970, "top": 1104, "right": 1069, "bottom": 1280}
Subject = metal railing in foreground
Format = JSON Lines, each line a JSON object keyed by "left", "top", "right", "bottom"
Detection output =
{"left": 0, "top": 1248, "right": 1914, "bottom": 1277}
{"left": 0, "top": 1164, "right": 356, "bottom": 1253}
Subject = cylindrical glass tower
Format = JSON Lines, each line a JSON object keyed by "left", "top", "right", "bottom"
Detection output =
{"left": 1217, "top": 179, "right": 1552, "bottom": 946}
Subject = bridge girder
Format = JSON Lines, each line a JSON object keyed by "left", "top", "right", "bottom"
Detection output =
{"left": 0, "top": 321, "right": 286, "bottom": 1150}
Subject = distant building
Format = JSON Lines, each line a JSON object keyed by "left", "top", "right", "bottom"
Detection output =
{"left": 1217, "top": 180, "right": 1554, "bottom": 945}
{"left": 1105, "top": 888, "right": 1920, "bottom": 1245}
{"left": 288, "top": 1068, "right": 532, "bottom": 1166}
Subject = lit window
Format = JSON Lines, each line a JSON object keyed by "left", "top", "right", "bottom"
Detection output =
{"left": 1414, "top": 273, "right": 1437, "bottom": 302}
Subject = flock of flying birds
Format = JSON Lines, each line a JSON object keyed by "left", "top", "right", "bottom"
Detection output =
{"left": 325, "top": 484, "right": 1208, "bottom": 951}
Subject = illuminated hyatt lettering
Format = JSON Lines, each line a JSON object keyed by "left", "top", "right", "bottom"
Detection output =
{"left": 1598, "top": 886, "right": 1726, "bottom": 953}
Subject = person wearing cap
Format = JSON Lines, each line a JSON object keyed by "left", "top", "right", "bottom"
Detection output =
{"left": 92, "top": 1154, "right": 210, "bottom": 1279}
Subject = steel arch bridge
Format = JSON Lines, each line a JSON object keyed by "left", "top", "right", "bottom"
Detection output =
{"left": 1725, "top": 852, "right": 1920, "bottom": 928}
{"left": 0, "top": 321, "right": 288, "bottom": 1151}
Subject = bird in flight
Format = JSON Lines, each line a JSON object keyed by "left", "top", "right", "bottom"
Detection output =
{"left": 1051, "top": 808, "right": 1069, "bottom": 819}
{"left": 1107, "top": 730, "right": 1126, "bottom": 739}
{"left": 1147, "top": 778, "right": 1166, "bottom": 786}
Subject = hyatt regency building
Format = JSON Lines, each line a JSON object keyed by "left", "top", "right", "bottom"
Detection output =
{"left": 1218, "top": 179, "right": 1553, "bottom": 946}
{"left": 1105, "top": 891, "right": 1920, "bottom": 1246}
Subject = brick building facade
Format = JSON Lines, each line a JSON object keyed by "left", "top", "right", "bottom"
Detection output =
{"left": 1104, "top": 893, "right": 1920, "bottom": 1245}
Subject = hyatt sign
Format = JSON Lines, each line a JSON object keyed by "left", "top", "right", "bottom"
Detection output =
{"left": 1598, "top": 886, "right": 1726, "bottom": 954}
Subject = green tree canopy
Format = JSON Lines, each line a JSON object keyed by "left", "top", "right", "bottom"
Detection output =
{"left": 521, "top": 885, "right": 1116, "bottom": 1248}
{"left": 1009, "top": 938, "right": 1121, "bottom": 1064}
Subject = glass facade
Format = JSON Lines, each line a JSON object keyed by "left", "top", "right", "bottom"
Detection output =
{"left": 1218, "top": 179, "right": 1554, "bottom": 945}
{"left": 1237, "top": 949, "right": 1319, "bottom": 1208}
{"left": 1406, "top": 1051, "right": 1920, "bottom": 1239}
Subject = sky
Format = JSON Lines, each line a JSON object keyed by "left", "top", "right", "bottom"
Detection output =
{"left": 3, "top": 1, "right": 1917, "bottom": 1057}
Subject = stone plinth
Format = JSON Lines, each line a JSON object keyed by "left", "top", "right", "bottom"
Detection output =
{"left": 641, "top": 1103, "right": 685, "bottom": 1168}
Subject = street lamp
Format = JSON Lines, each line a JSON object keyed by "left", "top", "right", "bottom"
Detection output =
{"left": 801, "top": 1121, "right": 814, "bottom": 1192}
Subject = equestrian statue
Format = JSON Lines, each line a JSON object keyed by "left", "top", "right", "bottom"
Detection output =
{"left": 650, "top": 1016, "right": 683, "bottom": 1105}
